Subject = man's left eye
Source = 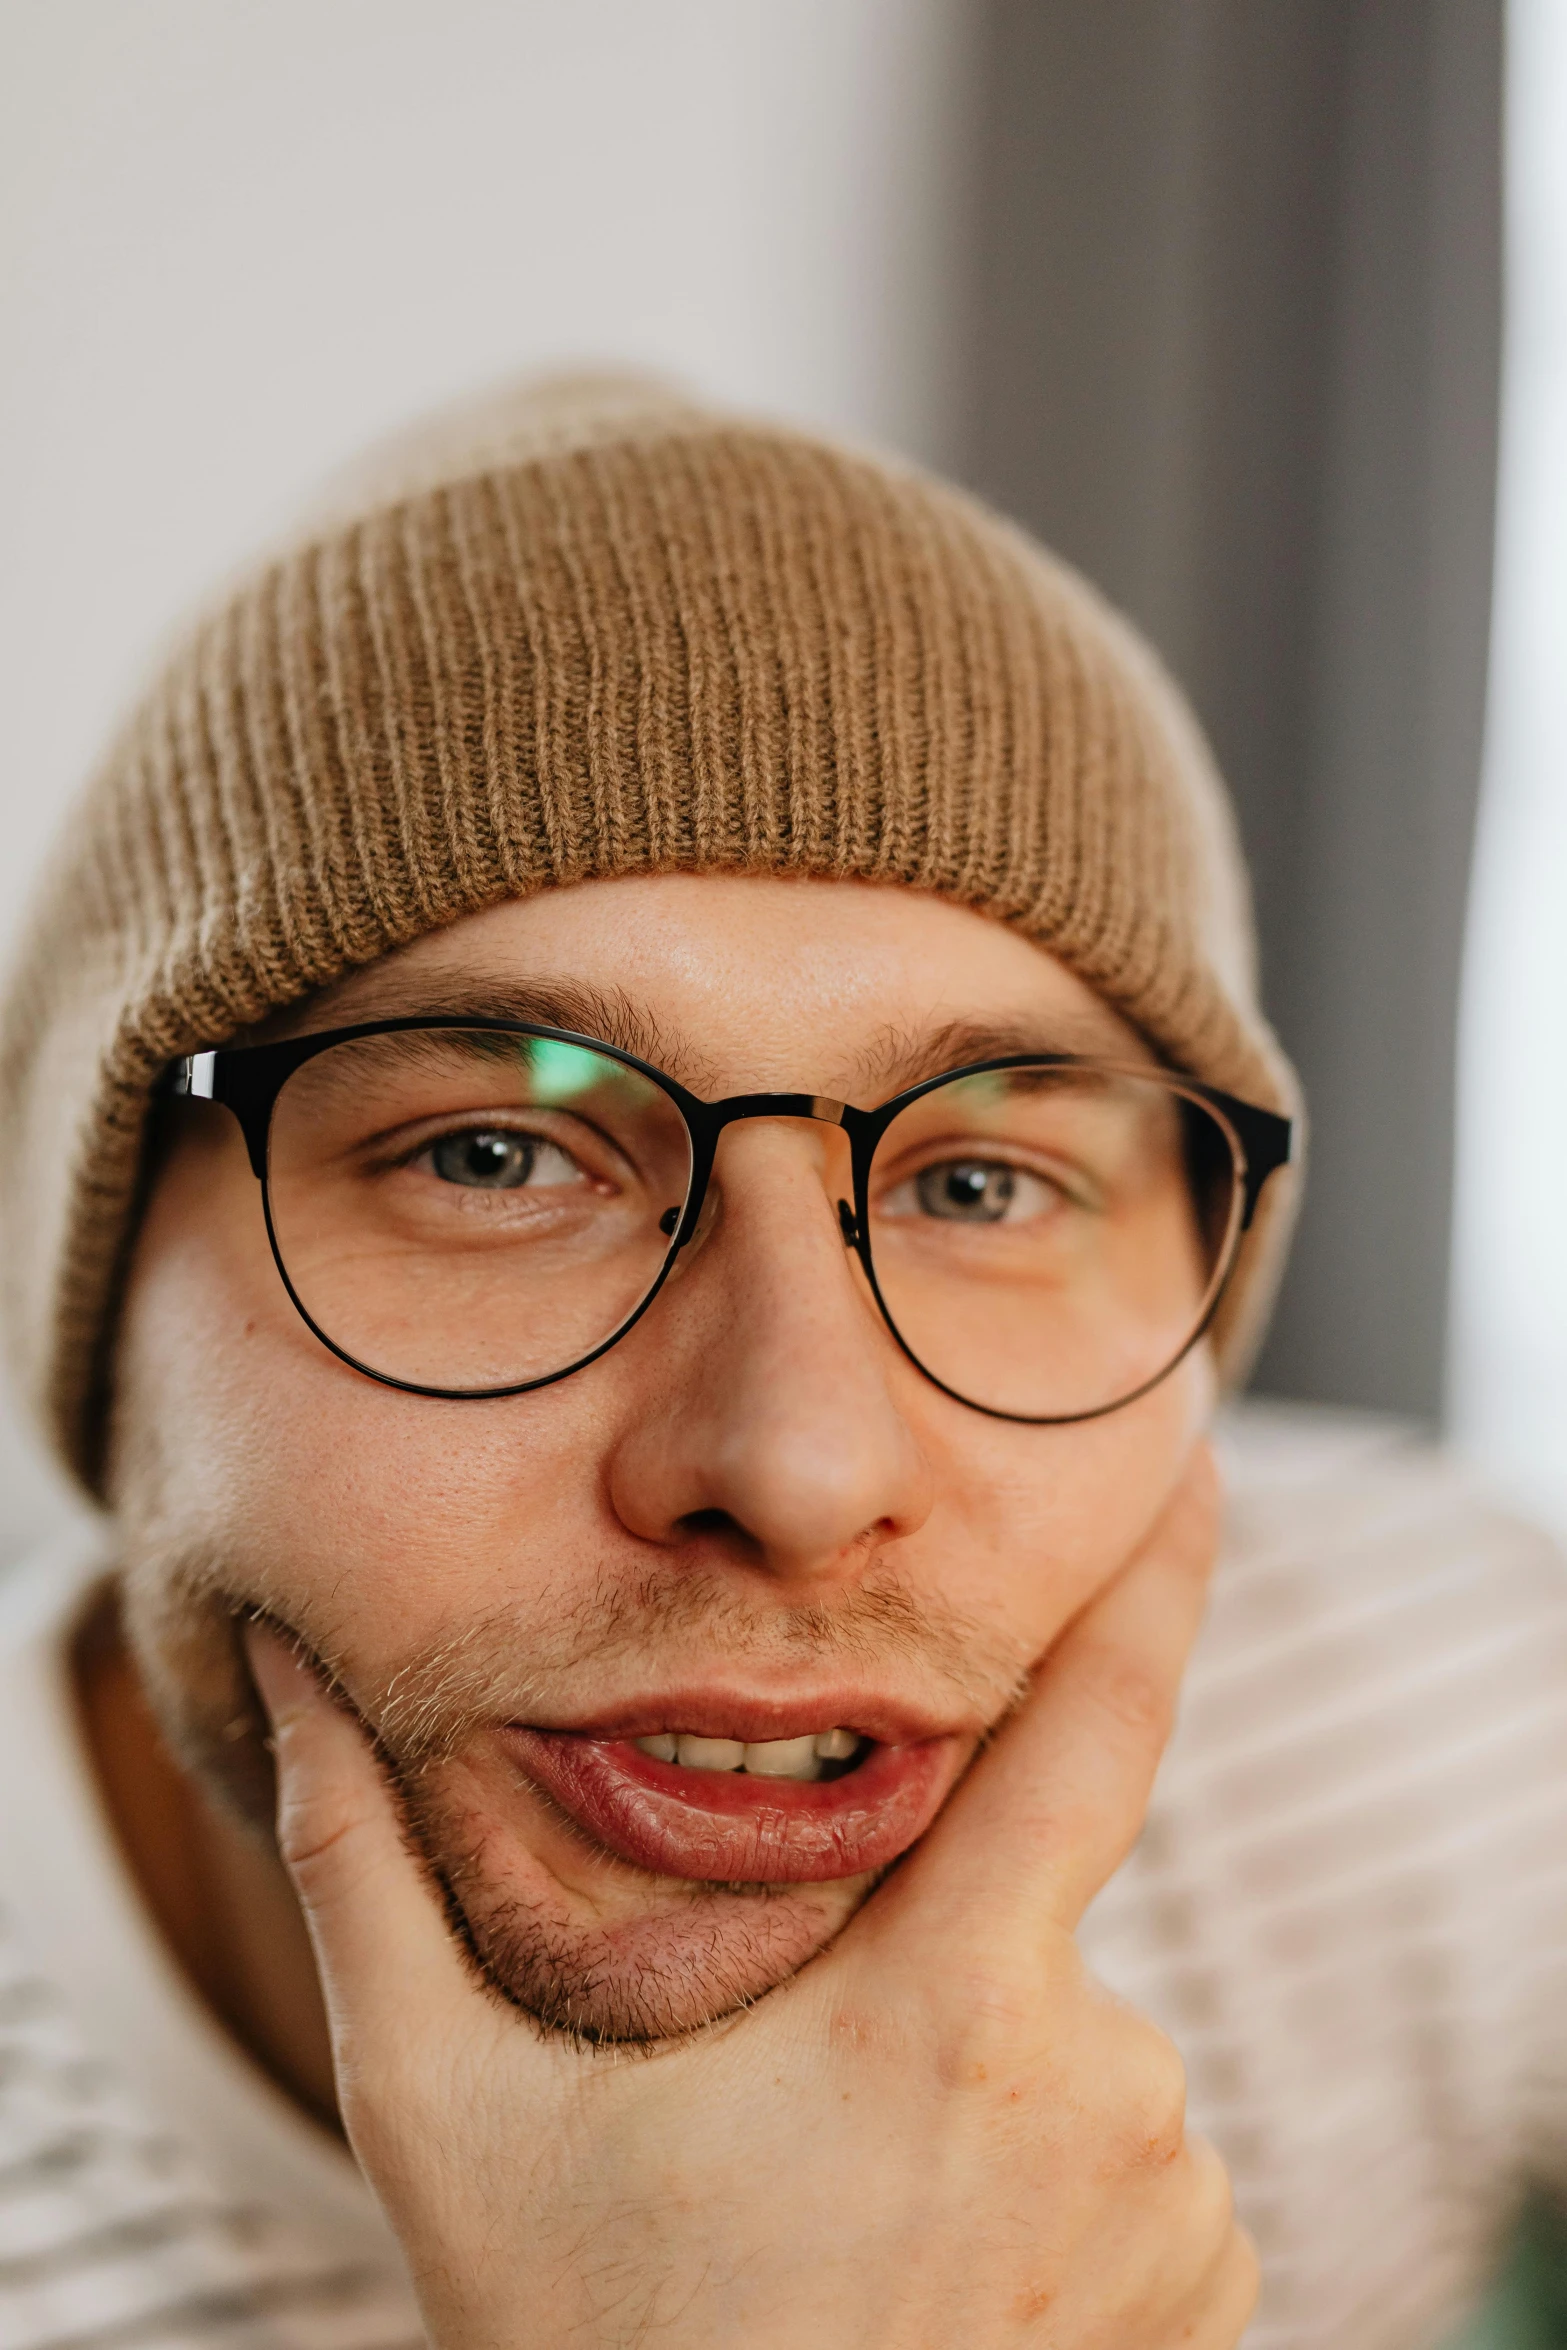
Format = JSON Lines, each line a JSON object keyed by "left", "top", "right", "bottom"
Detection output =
{"left": 883, "top": 1159, "right": 1056, "bottom": 1224}
{"left": 423, "top": 1130, "right": 583, "bottom": 1190}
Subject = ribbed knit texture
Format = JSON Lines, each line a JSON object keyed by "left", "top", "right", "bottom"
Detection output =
{"left": 0, "top": 377, "right": 1300, "bottom": 1493}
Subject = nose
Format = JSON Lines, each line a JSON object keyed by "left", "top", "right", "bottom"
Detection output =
{"left": 605, "top": 1126, "right": 935, "bottom": 1585}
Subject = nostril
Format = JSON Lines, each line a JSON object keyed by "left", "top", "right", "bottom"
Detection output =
{"left": 675, "top": 1506, "right": 765, "bottom": 1562}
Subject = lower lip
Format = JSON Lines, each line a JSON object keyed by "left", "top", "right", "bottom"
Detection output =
{"left": 499, "top": 1729, "right": 960, "bottom": 1883}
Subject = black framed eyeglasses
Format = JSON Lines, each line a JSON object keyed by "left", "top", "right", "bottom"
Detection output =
{"left": 163, "top": 1020, "right": 1291, "bottom": 1426}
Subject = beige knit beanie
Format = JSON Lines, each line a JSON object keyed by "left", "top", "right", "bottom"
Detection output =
{"left": 0, "top": 373, "right": 1300, "bottom": 1496}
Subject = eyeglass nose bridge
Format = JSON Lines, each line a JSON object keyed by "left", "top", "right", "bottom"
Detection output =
{"left": 707, "top": 1091, "right": 850, "bottom": 1129}
{"left": 668, "top": 1089, "right": 869, "bottom": 1257}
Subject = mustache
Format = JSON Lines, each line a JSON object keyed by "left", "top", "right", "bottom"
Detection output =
{"left": 362, "top": 1563, "right": 1030, "bottom": 1772}
{"left": 121, "top": 1511, "right": 1032, "bottom": 1797}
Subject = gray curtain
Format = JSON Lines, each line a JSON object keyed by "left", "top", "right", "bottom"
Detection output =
{"left": 956, "top": 0, "right": 1503, "bottom": 1420}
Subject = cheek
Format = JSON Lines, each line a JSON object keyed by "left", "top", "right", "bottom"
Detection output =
{"left": 115, "top": 1143, "right": 617, "bottom": 1665}
{"left": 909, "top": 1349, "right": 1211, "bottom": 1653}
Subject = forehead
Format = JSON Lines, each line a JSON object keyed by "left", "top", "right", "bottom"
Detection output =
{"left": 279, "top": 873, "right": 1153, "bottom": 1100}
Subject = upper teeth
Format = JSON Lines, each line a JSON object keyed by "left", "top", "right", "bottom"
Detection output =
{"left": 634, "top": 1728, "right": 862, "bottom": 1781}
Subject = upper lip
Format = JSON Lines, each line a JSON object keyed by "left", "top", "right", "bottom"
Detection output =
{"left": 513, "top": 1686, "right": 967, "bottom": 1748}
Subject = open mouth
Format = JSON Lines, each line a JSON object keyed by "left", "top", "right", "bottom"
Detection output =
{"left": 630, "top": 1727, "right": 865, "bottom": 1779}
{"left": 499, "top": 1718, "right": 962, "bottom": 1885}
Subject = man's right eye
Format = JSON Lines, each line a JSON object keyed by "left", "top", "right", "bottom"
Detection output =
{"left": 423, "top": 1130, "right": 582, "bottom": 1191}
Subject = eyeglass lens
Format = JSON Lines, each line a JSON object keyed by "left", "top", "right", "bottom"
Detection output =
{"left": 263, "top": 1031, "right": 1241, "bottom": 1417}
{"left": 866, "top": 1065, "right": 1238, "bottom": 1419}
{"left": 266, "top": 1030, "right": 696, "bottom": 1392}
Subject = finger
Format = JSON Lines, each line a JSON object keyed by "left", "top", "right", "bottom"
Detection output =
{"left": 1165, "top": 2203, "right": 1261, "bottom": 2350}
{"left": 1200, "top": 2225, "right": 1262, "bottom": 2347}
{"left": 884, "top": 1444, "right": 1220, "bottom": 1940}
{"left": 1105, "top": 2133, "right": 1249, "bottom": 2346}
{"left": 247, "top": 1624, "right": 483, "bottom": 2039}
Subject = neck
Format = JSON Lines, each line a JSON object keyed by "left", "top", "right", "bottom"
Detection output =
{"left": 74, "top": 1588, "right": 340, "bottom": 2130}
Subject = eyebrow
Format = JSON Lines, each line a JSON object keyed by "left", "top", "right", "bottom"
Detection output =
{"left": 271, "top": 976, "right": 1150, "bottom": 1103}
{"left": 847, "top": 1014, "right": 1158, "bottom": 1097}
{"left": 272, "top": 971, "right": 722, "bottom": 1092}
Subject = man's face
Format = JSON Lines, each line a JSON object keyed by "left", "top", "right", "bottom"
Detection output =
{"left": 113, "top": 875, "right": 1213, "bottom": 2040}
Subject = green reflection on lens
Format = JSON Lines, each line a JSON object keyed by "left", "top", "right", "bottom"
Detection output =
{"left": 946, "top": 1070, "right": 1013, "bottom": 1111}
{"left": 528, "top": 1038, "right": 611, "bottom": 1104}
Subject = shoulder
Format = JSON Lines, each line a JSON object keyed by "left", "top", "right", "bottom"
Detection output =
{"left": 1085, "top": 1404, "right": 1567, "bottom": 2252}
{"left": 1202, "top": 1399, "right": 1567, "bottom": 1737}
{"left": 1140, "top": 1400, "right": 1567, "bottom": 1951}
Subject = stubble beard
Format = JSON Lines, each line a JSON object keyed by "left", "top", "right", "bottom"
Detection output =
{"left": 110, "top": 1441, "right": 1027, "bottom": 2043}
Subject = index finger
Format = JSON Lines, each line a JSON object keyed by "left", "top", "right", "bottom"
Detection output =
{"left": 876, "top": 1443, "right": 1220, "bottom": 1941}
{"left": 245, "top": 1626, "right": 481, "bottom": 2026}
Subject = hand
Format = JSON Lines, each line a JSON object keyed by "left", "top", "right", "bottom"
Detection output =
{"left": 248, "top": 1446, "right": 1255, "bottom": 2348}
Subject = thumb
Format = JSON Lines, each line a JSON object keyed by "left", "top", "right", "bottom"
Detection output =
{"left": 246, "top": 1623, "right": 477, "bottom": 2037}
{"left": 870, "top": 1444, "right": 1220, "bottom": 1946}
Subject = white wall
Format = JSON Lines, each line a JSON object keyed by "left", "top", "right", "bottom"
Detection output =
{"left": 1449, "top": 0, "right": 1567, "bottom": 1535}
{"left": 0, "top": 0, "right": 975, "bottom": 1559}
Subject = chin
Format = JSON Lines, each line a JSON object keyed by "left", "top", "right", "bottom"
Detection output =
{"left": 403, "top": 1750, "right": 875, "bottom": 2042}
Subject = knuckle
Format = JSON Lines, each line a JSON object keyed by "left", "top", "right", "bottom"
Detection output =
{"left": 273, "top": 1773, "right": 369, "bottom": 1889}
{"left": 1099, "top": 2014, "right": 1189, "bottom": 2172}
{"left": 1151, "top": 2160, "right": 1255, "bottom": 2348}
{"left": 918, "top": 1936, "right": 1086, "bottom": 2096}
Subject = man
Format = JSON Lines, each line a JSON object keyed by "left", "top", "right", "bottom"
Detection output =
{"left": 0, "top": 377, "right": 1560, "bottom": 2347}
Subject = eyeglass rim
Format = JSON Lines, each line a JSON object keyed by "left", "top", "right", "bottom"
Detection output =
{"left": 161, "top": 1016, "right": 1294, "bottom": 1424}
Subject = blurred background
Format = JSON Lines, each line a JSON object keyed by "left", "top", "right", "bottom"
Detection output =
{"left": 0, "top": 0, "right": 1561, "bottom": 1558}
